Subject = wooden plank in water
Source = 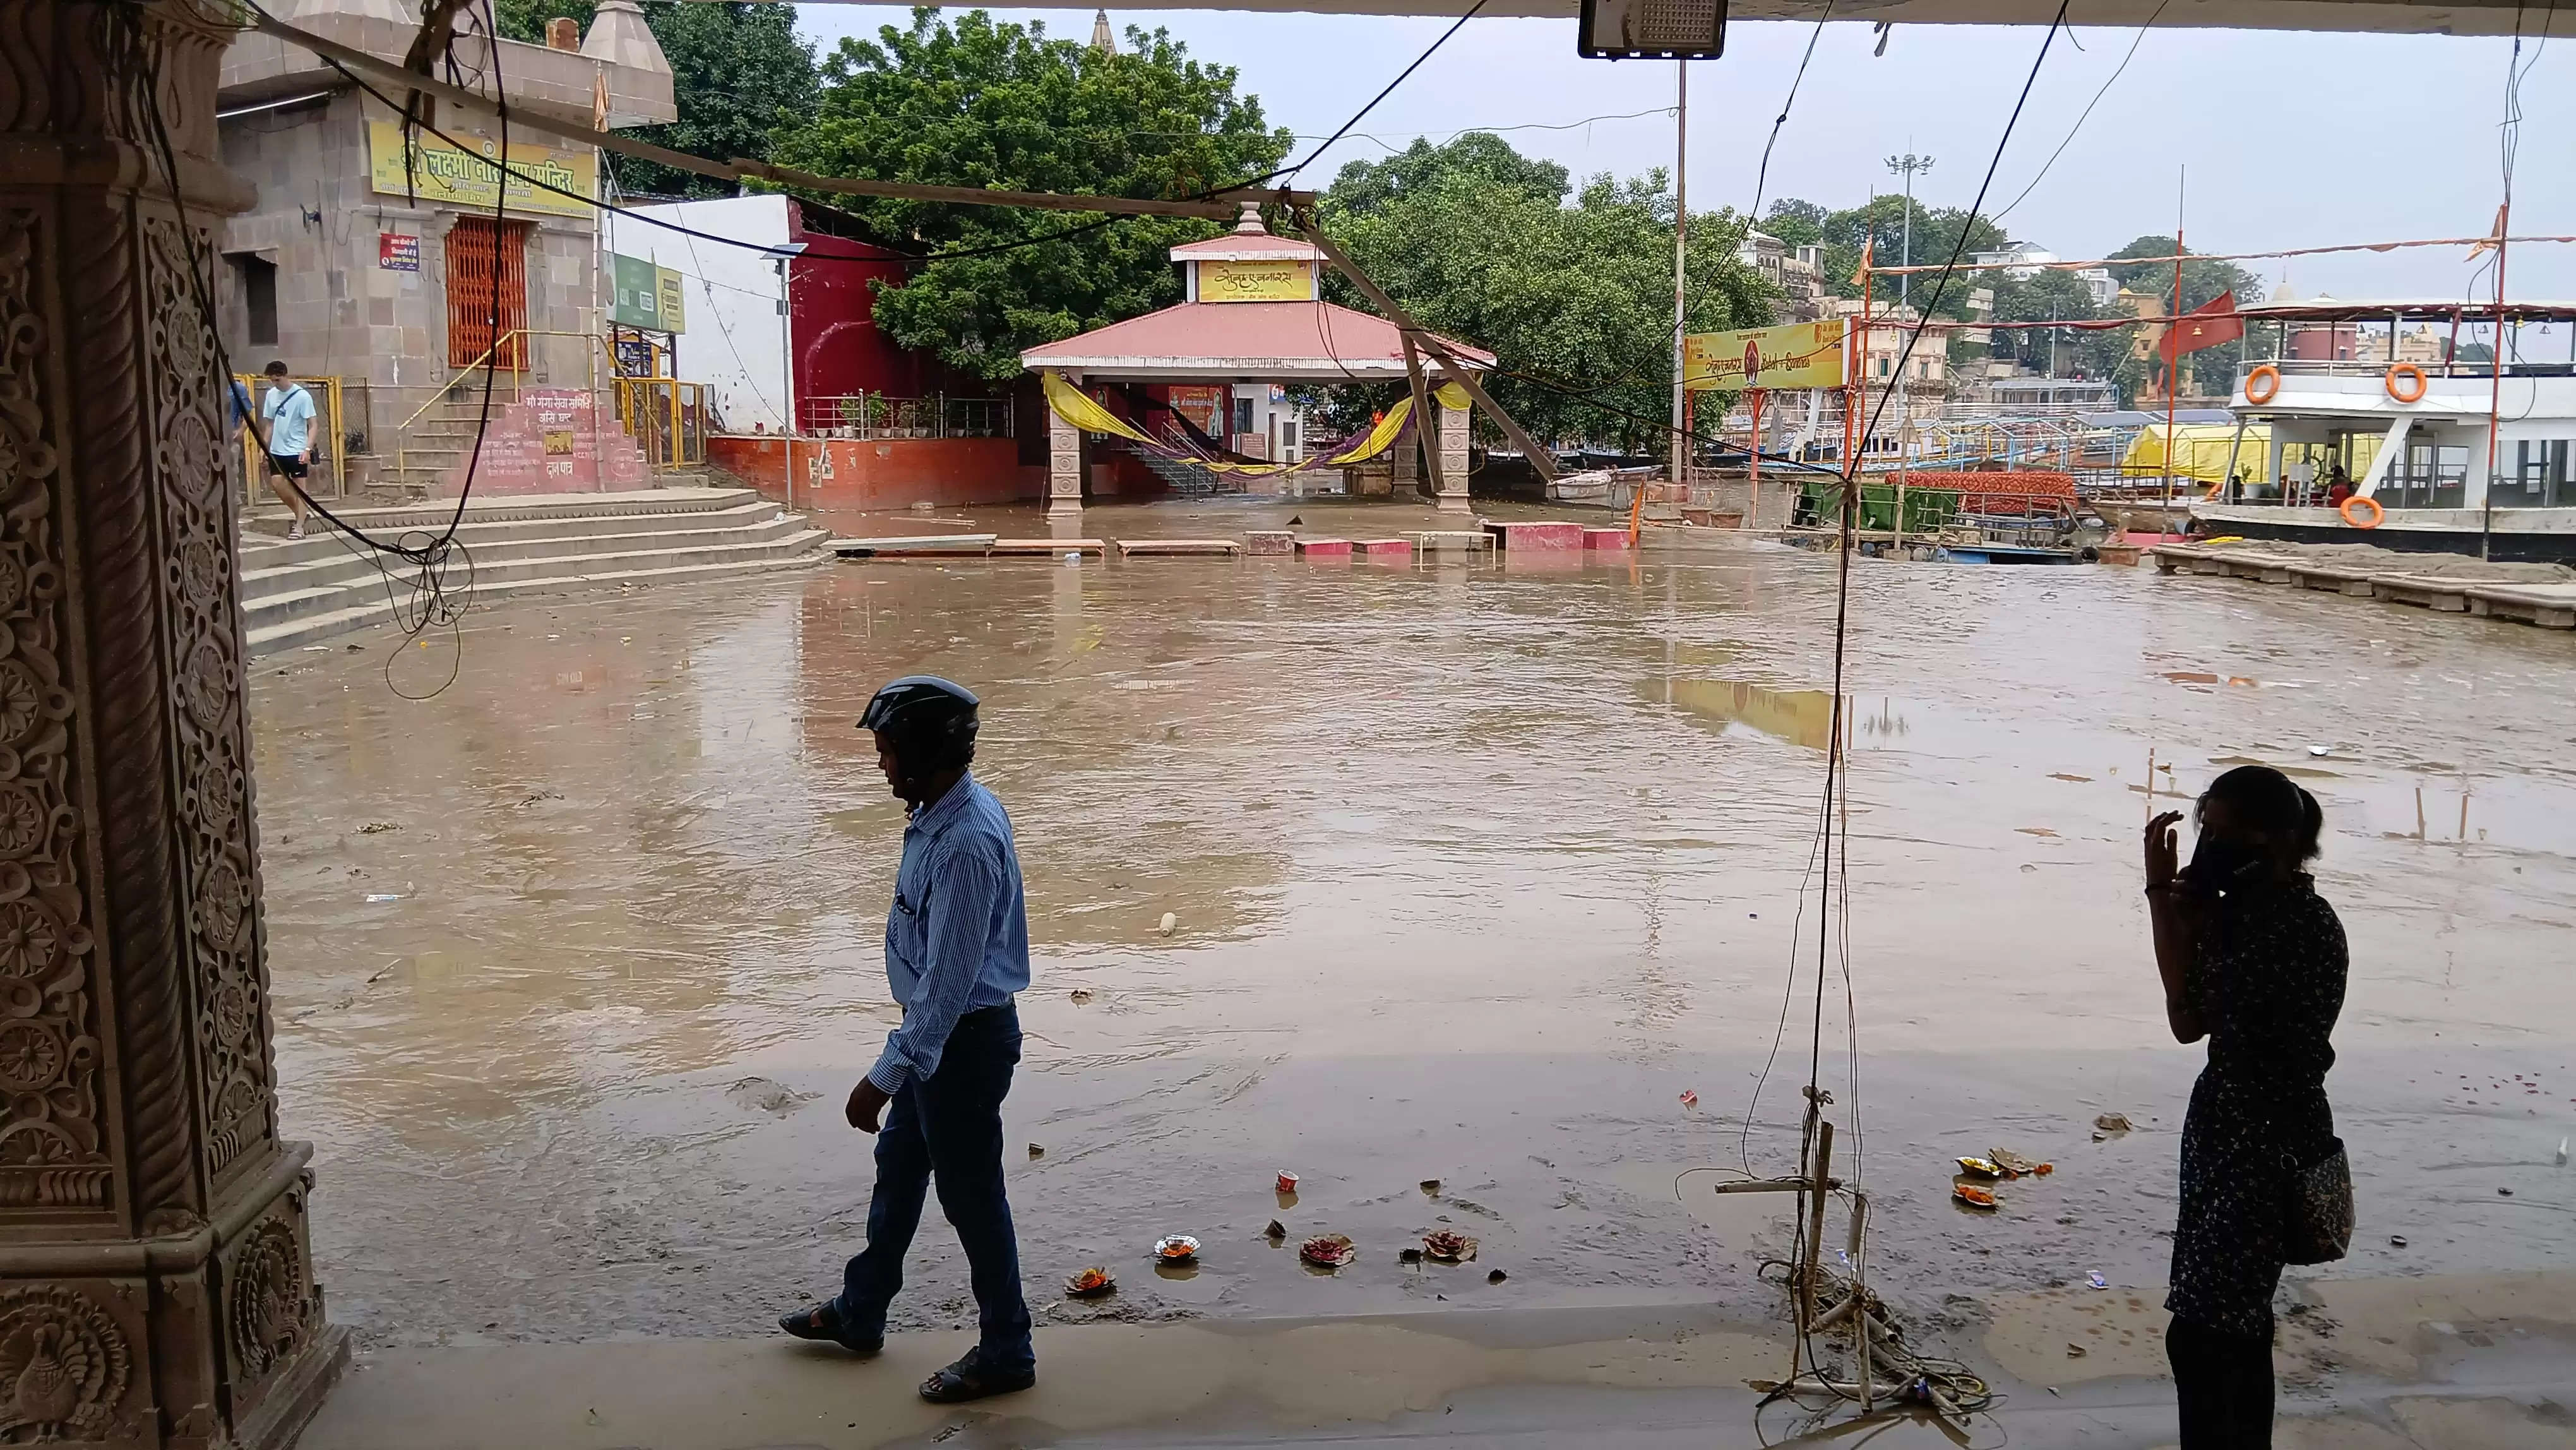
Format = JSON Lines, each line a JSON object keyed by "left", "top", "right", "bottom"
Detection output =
{"left": 832, "top": 534, "right": 996, "bottom": 556}
{"left": 990, "top": 539, "right": 1104, "bottom": 555}
{"left": 1114, "top": 538, "right": 1243, "bottom": 557}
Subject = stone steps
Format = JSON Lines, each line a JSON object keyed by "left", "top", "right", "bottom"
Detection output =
{"left": 236, "top": 488, "right": 828, "bottom": 654}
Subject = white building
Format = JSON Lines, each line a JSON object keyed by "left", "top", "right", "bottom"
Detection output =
{"left": 1969, "top": 242, "right": 2115, "bottom": 308}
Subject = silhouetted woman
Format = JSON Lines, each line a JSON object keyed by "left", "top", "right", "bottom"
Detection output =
{"left": 2143, "top": 766, "right": 2347, "bottom": 1448}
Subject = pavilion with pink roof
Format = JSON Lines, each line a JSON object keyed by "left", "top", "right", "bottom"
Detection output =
{"left": 1020, "top": 204, "right": 1493, "bottom": 519}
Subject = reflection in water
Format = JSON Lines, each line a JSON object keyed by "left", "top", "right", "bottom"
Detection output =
{"left": 1669, "top": 679, "right": 1839, "bottom": 750}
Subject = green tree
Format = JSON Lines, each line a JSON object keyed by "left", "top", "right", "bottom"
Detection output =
{"left": 1765, "top": 196, "right": 2004, "bottom": 309}
{"left": 1317, "top": 135, "right": 1771, "bottom": 453}
{"left": 1326, "top": 133, "right": 1569, "bottom": 216}
{"left": 493, "top": 1, "right": 817, "bottom": 199}
{"left": 1965, "top": 266, "right": 2129, "bottom": 386}
{"left": 770, "top": 8, "right": 1289, "bottom": 385}
{"left": 2106, "top": 236, "right": 2265, "bottom": 399}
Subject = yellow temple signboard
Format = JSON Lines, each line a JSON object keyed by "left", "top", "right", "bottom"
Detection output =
{"left": 1683, "top": 320, "right": 1848, "bottom": 392}
{"left": 1199, "top": 259, "right": 1314, "bottom": 303}
{"left": 367, "top": 121, "right": 597, "bottom": 219}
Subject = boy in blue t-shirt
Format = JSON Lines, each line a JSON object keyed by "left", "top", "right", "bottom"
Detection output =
{"left": 258, "top": 360, "right": 316, "bottom": 539}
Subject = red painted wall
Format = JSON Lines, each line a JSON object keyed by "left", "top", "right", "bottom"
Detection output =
{"left": 787, "top": 203, "right": 931, "bottom": 409}
{"left": 708, "top": 434, "right": 1037, "bottom": 510}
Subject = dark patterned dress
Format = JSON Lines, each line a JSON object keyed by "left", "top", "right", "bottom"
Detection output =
{"left": 2166, "top": 872, "right": 2347, "bottom": 1338}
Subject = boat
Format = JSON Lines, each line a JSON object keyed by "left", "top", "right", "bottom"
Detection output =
{"left": 2186, "top": 299, "right": 2576, "bottom": 562}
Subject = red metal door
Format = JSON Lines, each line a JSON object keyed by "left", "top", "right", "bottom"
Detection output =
{"left": 445, "top": 216, "right": 530, "bottom": 369}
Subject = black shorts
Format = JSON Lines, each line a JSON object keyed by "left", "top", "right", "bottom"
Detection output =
{"left": 266, "top": 453, "right": 309, "bottom": 481}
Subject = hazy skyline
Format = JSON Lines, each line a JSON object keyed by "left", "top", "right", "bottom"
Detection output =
{"left": 790, "top": 9, "right": 2575, "bottom": 310}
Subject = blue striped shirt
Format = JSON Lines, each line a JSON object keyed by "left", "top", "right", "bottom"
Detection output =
{"left": 866, "top": 774, "right": 1030, "bottom": 1093}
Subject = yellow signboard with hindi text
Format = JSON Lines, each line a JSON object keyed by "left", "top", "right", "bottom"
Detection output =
{"left": 1198, "top": 259, "right": 1315, "bottom": 303}
{"left": 1683, "top": 319, "right": 1847, "bottom": 392}
{"left": 366, "top": 121, "right": 597, "bottom": 219}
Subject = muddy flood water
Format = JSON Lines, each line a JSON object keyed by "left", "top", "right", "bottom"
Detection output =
{"left": 249, "top": 503, "right": 2575, "bottom": 1370}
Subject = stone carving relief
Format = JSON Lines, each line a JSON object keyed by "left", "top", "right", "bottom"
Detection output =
{"left": 141, "top": 213, "right": 276, "bottom": 1186}
{"left": 0, "top": 212, "right": 110, "bottom": 1214}
{"left": 0, "top": 1285, "right": 131, "bottom": 1444}
{"left": 225, "top": 1216, "right": 313, "bottom": 1382}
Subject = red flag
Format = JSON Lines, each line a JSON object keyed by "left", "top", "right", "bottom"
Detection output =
{"left": 2159, "top": 289, "right": 2243, "bottom": 366}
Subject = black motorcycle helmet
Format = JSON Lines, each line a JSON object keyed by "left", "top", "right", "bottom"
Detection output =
{"left": 859, "top": 676, "right": 980, "bottom": 775}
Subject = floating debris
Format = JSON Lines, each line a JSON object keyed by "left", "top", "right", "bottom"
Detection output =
{"left": 1158, "top": 911, "right": 1178, "bottom": 935}
{"left": 1398, "top": 1247, "right": 1424, "bottom": 1264}
{"left": 1263, "top": 1220, "right": 1287, "bottom": 1241}
{"left": 1678, "top": 1089, "right": 1699, "bottom": 1109}
{"left": 1275, "top": 1171, "right": 1299, "bottom": 1193}
{"left": 357, "top": 821, "right": 400, "bottom": 834}
{"left": 1957, "top": 1157, "right": 2004, "bottom": 1179}
{"left": 1419, "top": 1178, "right": 1442, "bottom": 1195}
{"left": 1953, "top": 1183, "right": 1999, "bottom": 1209}
{"left": 1028, "top": 1144, "right": 1045, "bottom": 1159}
{"left": 1064, "top": 1267, "right": 1115, "bottom": 1298}
{"left": 1299, "top": 1234, "right": 1356, "bottom": 1268}
{"left": 1154, "top": 1235, "right": 1201, "bottom": 1264}
{"left": 1068, "top": 988, "right": 1094, "bottom": 1004}
{"left": 2087, "top": 1271, "right": 2109, "bottom": 1290}
{"left": 1421, "top": 1231, "right": 1477, "bottom": 1262}
{"left": 1488, "top": 1269, "right": 1508, "bottom": 1285}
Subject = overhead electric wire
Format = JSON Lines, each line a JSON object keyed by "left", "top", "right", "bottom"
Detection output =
{"left": 1278, "top": 0, "right": 1493, "bottom": 182}
{"left": 1991, "top": 0, "right": 2170, "bottom": 224}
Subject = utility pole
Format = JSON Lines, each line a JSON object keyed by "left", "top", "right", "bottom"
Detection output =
{"left": 1671, "top": 59, "right": 1690, "bottom": 486}
{"left": 1885, "top": 151, "right": 1932, "bottom": 470}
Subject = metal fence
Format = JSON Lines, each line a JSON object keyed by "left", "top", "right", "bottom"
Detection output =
{"left": 799, "top": 393, "right": 1013, "bottom": 440}
{"left": 616, "top": 379, "right": 708, "bottom": 468}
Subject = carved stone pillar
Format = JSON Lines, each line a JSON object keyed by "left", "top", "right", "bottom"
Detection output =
{"left": 0, "top": 3, "right": 349, "bottom": 1446}
{"left": 1435, "top": 395, "right": 1472, "bottom": 512}
{"left": 1045, "top": 384, "right": 1083, "bottom": 520}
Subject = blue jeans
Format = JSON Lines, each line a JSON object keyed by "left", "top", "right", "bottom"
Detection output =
{"left": 835, "top": 1004, "right": 1033, "bottom": 1373}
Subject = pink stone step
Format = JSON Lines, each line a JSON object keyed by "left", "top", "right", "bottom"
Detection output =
{"left": 1296, "top": 538, "right": 1353, "bottom": 557}
{"left": 1582, "top": 527, "right": 1633, "bottom": 551}
{"left": 1354, "top": 538, "right": 1414, "bottom": 560}
{"left": 1246, "top": 530, "right": 1295, "bottom": 556}
{"left": 1484, "top": 521, "right": 1583, "bottom": 551}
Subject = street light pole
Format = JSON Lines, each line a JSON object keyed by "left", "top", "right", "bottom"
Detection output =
{"left": 1885, "top": 151, "right": 1933, "bottom": 469}
{"left": 1670, "top": 58, "right": 1689, "bottom": 487}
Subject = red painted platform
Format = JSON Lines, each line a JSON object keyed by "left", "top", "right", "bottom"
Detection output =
{"left": 1581, "top": 527, "right": 1632, "bottom": 551}
{"left": 1354, "top": 538, "right": 1414, "bottom": 560}
{"left": 1246, "top": 530, "right": 1295, "bottom": 556}
{"left": 1296, "top": 538, "right": 1354, "bottom": 557}
{"left": 1484, "top": 521, "right": 1583, "bottom": 551}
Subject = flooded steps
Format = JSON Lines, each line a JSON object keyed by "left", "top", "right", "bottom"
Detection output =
{"left": 2151, "top": 542, "right": 2576, "bottom": 628}
{"left": 235, "top": 488, "right": 830, "bottom": 654}
{"left": 247, "top": 551, "right": 829, "bottom": 657}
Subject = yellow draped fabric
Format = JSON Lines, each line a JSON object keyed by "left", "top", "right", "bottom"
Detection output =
{"left": 1039, "top": 373, "right": 1465, "bottom": 478}
{"left": 2116, "top": 422, "right": 2383, "bottom": 491}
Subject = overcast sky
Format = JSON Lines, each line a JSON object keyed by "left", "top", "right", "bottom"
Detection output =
{"left": 790, "top": 8, "right": 2575, "bottom": 309}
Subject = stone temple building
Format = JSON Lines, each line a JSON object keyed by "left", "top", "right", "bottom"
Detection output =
{"left": 213, "top": 0, "right": 674, "bottom": 494}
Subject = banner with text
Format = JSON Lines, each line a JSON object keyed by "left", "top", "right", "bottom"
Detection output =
{"left": 1683, "top": 319, "right": 1847, "bottom": 392}
{"left": 366, "top": 120, "right": 596, "bottom": 219}
{"left": 608, "top": 253, "right": 688, "bottom": 335}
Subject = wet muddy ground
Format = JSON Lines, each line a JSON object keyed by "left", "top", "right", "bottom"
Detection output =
{"left": 251, "top": 502, "right": 2574, "bottom": 1380}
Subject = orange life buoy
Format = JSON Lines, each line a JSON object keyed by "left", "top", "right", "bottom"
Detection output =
{"left": 2243, "top": 364, "right": 2281, "bottom": 405}
{"left": 2340, "top": 495, "right": 2385, "bottom": 529}
{"left": 2385, "top": 364, "right": 2428, "bottom": 404}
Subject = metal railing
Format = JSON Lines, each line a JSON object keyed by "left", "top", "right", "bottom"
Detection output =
{"left": 391, "top": 328, "right": 604, "bottom": 491}
{"left": 614, "top": 378, "right": 708, "bottom": 468}
{"left": 232, "top": 373, "right": 350, "bottom": 508}
{"left": 798, "top": 393, "right": 1013, "bottom": 440}
{"left": 390, "top": 329, "right": 722, "bottom": 488}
